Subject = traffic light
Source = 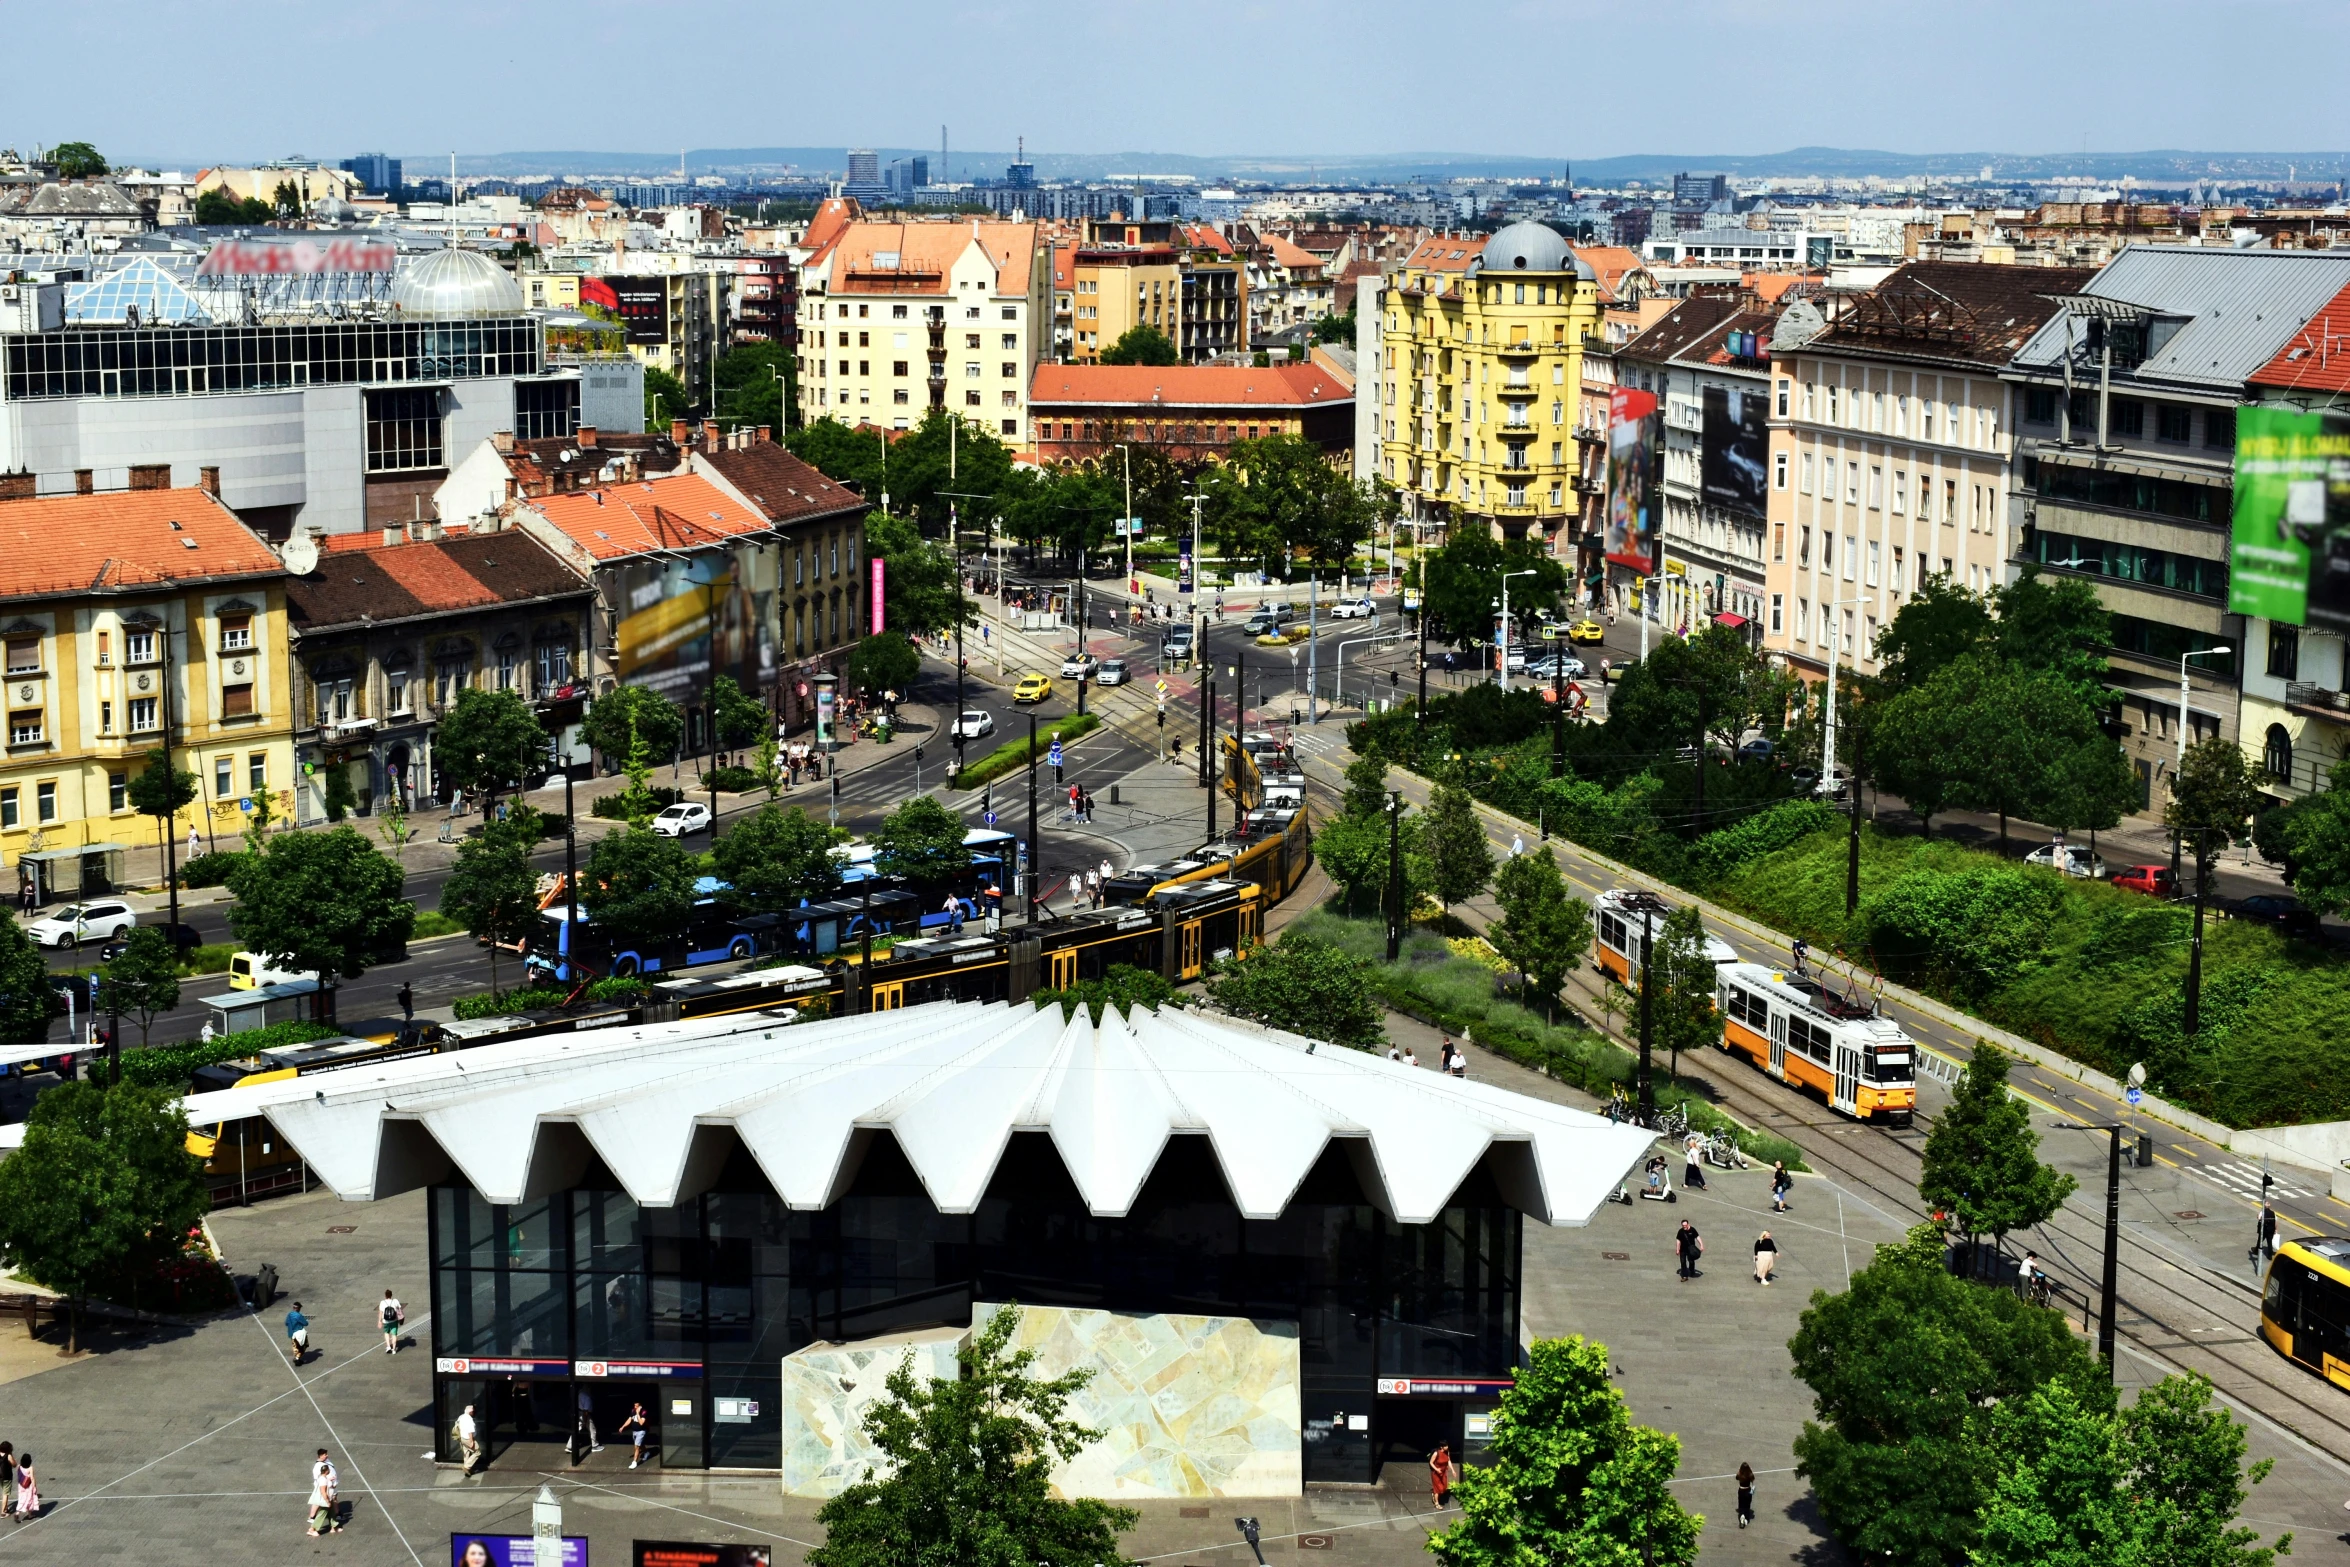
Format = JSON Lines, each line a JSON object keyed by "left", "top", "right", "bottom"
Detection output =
{"left": 1156, "top": 704, "right": 1166, "bottom": 728}
{"left": 1054, "top": 761, "right": 1064, "bottom": 785}
{"left": 1390, "top": 669, "right": 1400, "bottom": 687}
{"left": 914, "top": 746, "right": 924, "bottom": 766}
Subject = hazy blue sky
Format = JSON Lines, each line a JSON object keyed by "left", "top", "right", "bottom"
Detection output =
{"left": 20, "top": 0, "right": 2345, "bottom": 166}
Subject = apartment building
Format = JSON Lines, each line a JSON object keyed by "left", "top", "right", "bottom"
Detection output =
{"left": 0, "top": 481, "right": 294, "bottom": 898}
{"left": 1069, "top": 245, "right": 1181, "bottom": 360}
{"left": 1376, "top": 224, "right": 1605, "bottom": 545}
{"left": 1028, "top": 364, "right": 1353, "bottom": 467}
{"left": 1764, "top": 261, "right": 2087, "bottom": 681}
{"left": 794, "top": 218, "right": 1049, "bottom": 442}
{"left": 2003, "top": 246, "right": 2350, "bottom": 810}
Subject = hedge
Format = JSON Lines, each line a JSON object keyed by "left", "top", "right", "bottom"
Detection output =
{"left": 952, "top": 712, "right": 1103, "bottom": 790}
{"left": 118, "top": 1020, "right": 339, "bottom": 1091}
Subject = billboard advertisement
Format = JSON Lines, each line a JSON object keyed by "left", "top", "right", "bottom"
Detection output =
{"left": 2231, "top": 406, "right": 2350, "bottom": 633}
{"left": 451, "top": 1537, "right": 588, "bottom": 1567}
{"left": 601, "top": 277, "right": 670, "bottom": 346}
{"left": 611, "top": 542, "right": 777, "bottom": 706}
{"left": 1699, "top": 384, "right": 1769, "bottom": 519}
{"left": 1605, "top": 387, "right": 1661, "bottom": 571}
{"left": 633, "top": 1545, "right": 773, "bottom": 1567}
{"left": 199, "top": 238, "right": 397, "bottom": 275}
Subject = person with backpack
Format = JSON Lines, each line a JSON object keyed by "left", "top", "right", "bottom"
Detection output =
{"left": 1674, "top": 1220, "right": 1704, "bottom": 1281}
{"left": 1770, "top": 1161, "right": 1793, "bottom": 1213}
{"left": 378, "top": 1290, "right": 404, "bottom": 1354}
{"left": 284, "top": 1301, "right": 311, "bottom": 1365}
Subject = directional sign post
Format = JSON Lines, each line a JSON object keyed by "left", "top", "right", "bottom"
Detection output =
{"left": 2125, "top": 1085, "right": 2142, "bottom": 1107}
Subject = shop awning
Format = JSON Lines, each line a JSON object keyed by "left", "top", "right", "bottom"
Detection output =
{"left": 1713, "top": 612, "right": 1750, "bottom": 628}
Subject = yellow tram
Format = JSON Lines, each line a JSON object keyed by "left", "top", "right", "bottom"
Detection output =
{"left": 1715, "top": 961, "right": 1917, "bottom": 1123}
{"left": 2260, "top": 1237, "right": 2350, "bottom": 1392}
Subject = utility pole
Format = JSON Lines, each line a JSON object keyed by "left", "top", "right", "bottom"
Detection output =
{"left": 159, "top": 628, "right": 181, "bottom": 941}
{"left": 1120, "top": 442, "right": 1133, "bottom": 590}
{"left": 1026, "top": 712, "right": 1039, "bottom": 925}
{"left": 1384, "top": 790, "right": 1403, "bottom": 961}
{"left": 2185, "top": 826, "right": 2209, "bottom": 1034}
{"left": 1691, "top": 686, "right": 1707, "bottom": 840}
{"left": 1551, "top": 646, "right": 1565, "bottom": 777}
{"left": 1307, "top": 571, "right": 1319, "bottom": 724}
{"left": 561, "top": 737, "right": 579, "bottom": 964}
{"left": 1846, "top": 720, "right": 1865, "bottom": 916}
{"left": 857, "top": 875, "right": 873, "bottom": 1014}
{"left": 1205, "top": 680, "right": 1219, "bottom": 841}
{"left": 1637, "top": 908, "right": 1656, "bottom": 1119}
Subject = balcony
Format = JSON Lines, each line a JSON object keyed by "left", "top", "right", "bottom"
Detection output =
{"left": 1496, "top": 337, "right": 1545, "bottom": 358}
{"left": 2287, "top": 683, "right": 2350, "bottom": 721}
{"left": 1497, "top": 375, "right": 1538, "bottom": 399}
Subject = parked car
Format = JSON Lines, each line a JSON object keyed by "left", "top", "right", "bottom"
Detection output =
{"left": 1058, "top": 653, "right": 1099, "bottom": 680}
{"left": 2236, "top": 893, "right": 2321, "bottom": 938}
{"left": 1096, "top": 658, "right": 1129, "bottom": 687}
{"left": 1329, "top": 597, "right": 1378, "bottom": 620}
{"left": 2112, "top": 864, "right": 2177, "bottom": 898}
{"left": 949, "top": 710, "right": 996, "bottom": 740}
{"left": 2025, "top": 843, "right": 2107, "bottom": 879}
{"left": 1567, "top": 618, "right": 1607, "bottom": 645}
{"left": 1737, "top": 736, "right": 1775, "bottom": 764}
{"left": 651, "top": 801, "right": 714, "bottom": 838}
{"left": 1013, "top": 673, "right": 1054, "bottom": 703}
{"left": 1527, "top": 653, "right": 1587, "bottom": 680}
{"left": 26, "top": 900, "right": 137, "bottom": 949}
{"left": 97, "top": 922, "right": 206, "bottom": 963}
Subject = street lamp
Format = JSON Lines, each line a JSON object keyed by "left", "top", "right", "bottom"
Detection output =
{"left": 2052, "top": 1118, "right": 2126, "bottom": 1369}
{"left": 1817, "top": 595, "right": 1870, "bottom": 800}
{"left": 1497, "top": 568, "right": 1536, "bottom": 692}
{"left": 2169, "top": 644, "right": 2232, "bottom": 896}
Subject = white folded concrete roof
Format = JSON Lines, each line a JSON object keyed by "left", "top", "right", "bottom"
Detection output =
{"left": 163, "top": 1001, "right": 1657, "bottom": 1227}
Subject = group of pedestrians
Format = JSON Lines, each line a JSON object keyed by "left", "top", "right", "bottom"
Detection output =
{"left": 284, "top": 1289, "right": 406, "bottom": 1366}
{"left": 0, "top": 1443, "right": 39, "bottom": 1523}
{"left": 1382, "top": 1038, "right": 1473, "bottom": 1077}
{"left": 1672, "top": 1219, "right": 1781, "bottom": 1285}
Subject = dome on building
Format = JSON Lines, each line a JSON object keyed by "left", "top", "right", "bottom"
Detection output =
{"left": 391, "top": 245, "right": 524, "bottom": 318}
{"left": 1478, "top": 221, "right": 1592, "bottom": 277}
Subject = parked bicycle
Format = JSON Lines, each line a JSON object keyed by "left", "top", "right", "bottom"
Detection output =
{"left": 1701, "top": 1129, "right": 1746, "bottom": 1170}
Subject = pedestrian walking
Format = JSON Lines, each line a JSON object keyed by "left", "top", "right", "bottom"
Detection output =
{"left": 1735, "top": 1461, "right": 1756, "bottom": 1529}
{"left": 619, "top": 1401, "right": 650, "bottom": 1470}
{"left": 0, "top": 1440, "right": 15, "bottom": 1516}
{"left": 1509, "top": 833, "right": 1524, "bottom": 857}
{"left": 1682, "top": 1133, "right": 1708, "bottom": 1192}
{"left": 454, "top": 1404, "right": 482, "bottom": 1474}
{"left": 1428, "top": 1442, "right": 1453, "bottom": 1508}
{"left": 306, "top": 1450, "right": 339, "bottom": 1535}
{"left": 2257, "top": 1204, "right": 2279, "bottom": 1263}
{"left": 575, "top": 1387, "right": 603, "bottom": 1459}
{"left": 284, "top": 1300, "right": 310, "bottom": 1364}
{"left": 1674, "top": 1220, "right": 1704, "bottom": 1281}
{"left": 199, "top": 1019, "right": 216, "bottom": 1047}
{"left": 1387, "top": 1043, "right": 1403, "bottom": 1062}
{"left": 397, "top": 982, "right": 414, "bottom": 1023}
{"left": 187, "top": 824, "right": 202, "bottom": 862}
{"left": 944, "top": 891, "right": 964, "bottom": 933}
{"left": 1402, "top": 1046, "right": 1419, "bottom": 1068}
{"left": 1790, "top": 938, "right": 1809, "bottom": 975}
{"left": 1770, "top": 1161, "right": 1792, "bottom": 1213}
{"left": 1754, "top": 1230, "right": 1778, "bottom": 1285}
{"left": 15, "top": 878, "right": 31, "bottom": 917}
{"left": 379, "top": 1289, "right": 404, "bottom": 1353}
{"left": 12, "top": 1453, "right": 36, "bottom": 1523}
{"left": 1098, "top": 857, "right": 1112, "bottom": 891}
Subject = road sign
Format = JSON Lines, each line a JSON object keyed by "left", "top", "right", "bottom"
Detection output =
{"left": 1154, "top": 679, "right": 1167, "bottom": 694}
{"left": 1047, "top": 740, "right": 1063, "bottom": 767}
{"left": 984, "top": 810, "right": 998, "bottom": 825}
{"left": 2125, "top": 1086, "right": 2142, "bottom": 1107}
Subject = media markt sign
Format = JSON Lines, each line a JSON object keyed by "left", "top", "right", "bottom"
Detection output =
{"left": 2231, "top": 406, "right": 2350, "bottom": 633}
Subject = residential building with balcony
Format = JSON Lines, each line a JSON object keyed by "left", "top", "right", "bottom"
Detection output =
{"left": 2003, "top": 247, "right": 2350, "bottom": 811}
{"left": 794, "top": 218, "right": 1048, "bottom": 442}
{"left": 0, "top": 480, "right": 293, "bottom": 899}
{"left": 1068, "top": 245, "right": 1181, "bottom": 361}
{"left": 1028, "top": 363, "right": 1353, "bottom": 468}
{"left": 1375, "top": 224, "right": 1605, "bottom": 547}
{"left": 1765, "top": 261, "right": 2085, "bottom": 687}
{"left": 283, "top": 527, "right": 594, "bottom": 820}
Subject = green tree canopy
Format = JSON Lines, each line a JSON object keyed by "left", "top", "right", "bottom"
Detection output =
{"left": 711, "top": 804, "right": 842, "bottom": 913}
{"left": 1097, "top": 324, "right": 1180, "bottom": 365}
{"left": 706, "top": 673, "right": 770, "bottom": 752}
{"left": 579, "top": 827, "right": 699, "bottom": 950}
{"left": 100, "top": 927, "right": 181, "bottom": 1046}
{"left": 1340, "top": 751, "right": 1391, "bottom": 821}
{"left": 865, "top": 510, "right": 973, "bottom": 637}
{"left": 0, "top": 913, "right": 49, "bottom": 1046}
{"left": 1311, "top": 808, "right": 1430, "bottom": 919}
{"left": 1609, "top": 622, "right": 1796, "bottom": 760}
{"left": 997, "top": 463, "right": 1118, "bottom": 570}
{"left": 582, "top": 685, "right": 685, "bottom": 768}
{"left": 1430, "top": 1334, "right": 1700, "bottom": 1567}
{"left": 807, "top": 1303, "right": 1137, "bottom": 1567}
{"left": 439, "top": 813, "right": 545, "bottom": 998}
{"left": 845, "top": 632, "right": 921, "bottom": 699}
{"left": 1873, "top": 572, "right": 1993, "bottom": 694}
{"left": 1423, "top": 783, "right": 1496, "bottom": 910}
{"left": 1206, "top": 931, "right": 1385, "bottom": 1049}
{"left": 714, "top": 341, "right": 792, "bottom": 434}
{"left": 1918, "top": 1042, "right": 2077, "bottom": 1263}
{"left": 790, "top": 409, "right": 1017, "bottom": 535}
{"left": 193, "top": 188, "right": 271, "bottom": 225}
{"left": 645, "top": 366, "right": 690, "bottom": 426}
{"left": 2167, "top": 735, "right": 2265, "bottom": 864}
{"left": 0, "top": 1081, "right": 208, "bottom": 1350}
{"left": 1789, "top": 1222, "right": 2099, "bottom": 1564}
{"left": 1644, "top": 902, "right": 1722, "bottom": 1074}
{"left": 125, "top": 747, "right": 198, "bottom": 825}
{"left": 1036, "top": 963, "right": 1180, "bottom": 1025}
{"left": 1420, "top": 529, "right": 1566, "bottom": 651}
{"left": 1311, "top": 307, "right": 1357, "bottom": 346}
{"left": 433, "top": 688, "right": 547, "bottom": 805}
{"left": 1197, "top": 434, "right": 1392, "bottom": 573}
{"left": 871, "top": 796, "right": 972, "bottom": 885}
{"left": 1490, "top": 849, "right": 1592, "bottom": 1023}
{"left": 51, "top": 142, "right": 108, "bottom": 178}
{"left": 1992, "top": 566, "right": 2113, "bottom": 707}
{"left": 226, "top": 826, "right": 414, "bottom": 984}
{"left": 2275, "top": 755, "right": 2350, "bottom": 915}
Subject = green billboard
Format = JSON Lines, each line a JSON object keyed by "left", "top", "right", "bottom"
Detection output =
{"left": 2231, "top": 405, "right": 2350, "bottom": 631}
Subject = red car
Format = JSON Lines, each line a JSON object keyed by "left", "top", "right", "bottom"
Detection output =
{"left": 2112, "top": 864, "right": 2177, "bottom": 898}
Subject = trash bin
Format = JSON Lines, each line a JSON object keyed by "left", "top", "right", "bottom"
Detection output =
{"left": 2135, "top": 1133, "right": 2153, "bottom": 1168}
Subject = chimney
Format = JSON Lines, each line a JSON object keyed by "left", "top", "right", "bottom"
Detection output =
{"left": 382, "top": 525, "right": 405, "bottom": 548}
{"left": 74, "top": 469, "right": 94, "bottom": 495}
{"left": 128, "top": 463, "right": 171, "bottom": 491}
{"left": 492, "top": 429, "right": 516, "bottom": 456}
{"left": 198, "top": 465, "right": 220, "bottom": 498}
{"left": 704, "top": 422, "right": 721, "bottom": 454}
{"left": 577, "top": 425, "right": 598, "bottom": 449}
{"left": 0, "top": 471, "right": 34, "bottom": 502}
{"left": 757, "top": 425, "right": 773, "bottom": 444}
{"left": 670, "top": 418, "right": 690, "bottom": 447}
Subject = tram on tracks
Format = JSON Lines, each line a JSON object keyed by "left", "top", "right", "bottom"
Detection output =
{"left": 1715, "top": 961, "right": 1918, "bottom": 1124}
{"left": 2260, "top": 1237, "right": 2350, "bottom": 1392}
{"left": 1589, "top": 888, "right": 1740, "bottom": 984}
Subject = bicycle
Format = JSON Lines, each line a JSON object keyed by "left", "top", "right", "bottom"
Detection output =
{"left": 1653, "top": 1103, "right": 1691, "bottom": 1141}
{"left": 1702, "top": 1129, "right": 1746, "bottom": 1170}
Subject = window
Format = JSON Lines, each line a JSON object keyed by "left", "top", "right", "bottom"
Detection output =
{"left": 216, "top": 757, "right": 233, "bottom": 798}
{"left": 857, "top": 331, "right": 870, "bottom": 346}
{"left": 1001, "top": 418, "right": 1017, "bottom": 435}
{"left": 220, "top": 683, "right": 254, "bottom": 717}
{"left": 1922, "top": 402, "right": 1936, "bottom": 440}
{"left": 965, "top": 334, "right": 980, "bottom": 349}
{"left": 1000, "top": 362, "right": 1016, "bottom": 379}
{"left": 2266, "top": 623, "right": 2300, "bottom": 680}
{"left": 2026, "top": 386, "right": 2057, "bottom": 425}
{"left": 2263, "top": 723, "right": 2294, "bottom": 782}
{"left": 1770, "top": 594, "right": 1784, "bottom": 634}
{"left": 1001, "top": 333, "right": 1017, "bottom": 349}
{"left": 535, "top": 637, "right": 573, "bottom": 692}
{"left": 1776, "top": 380, "right": 1789, "bottom": 417}
{"left": 387, "top": 667, "right": 411, "bottom": 714}
{"left": 1867, "top": 539, "right": 1881, "bottom": 587}
{"left": 108, "top": 771, "right": 127, "bottom": 812}
{"left": 4, "top": 637, "right": 37, "bottom": 675}
{"left": 364, "top": 386, "right": 444, "bottom": 473}
{"left": 1845, "top": 461, "right": 1859, "bottom": 503}
{"left": 129, "top": 696, "right": 158, "bottom": 732}
{"left": 1946, "top": 479, "right": 1958, "bottom": 525}
{"left": 495, "top": 644, "right": 519, "bottom": 691}
{"left": 126, "top": 626, "right": 156, "bottom": 664}
{"left": 7, "top": 710, "right": 40, "bottom": 745}
{"left": 2157, "top": 403, "right": 2193, "bottom": 443}
{"left": 34, "top": 783, "right": 52, "bottom": 823}
{"left": 1774, "top": 452, "right": 1788, "bottom": 490}
{"left": 1002, "top": 306, "right": 1018, "bottom": 321}
{"left": 1893, "top": 546, "right": 1906, "bottom": 592}
{"left": 1803, "top": 527, "right": 1815, "bottom": 567}
{"left": 218, "top": 611, "right": 253, "bottom": 651}
{"left": 1773, "top": 524, "right": 1785, "bottom": 562}
{"left": 964, "top": 390, "right": 980, "bottom": 407}
{"left": 2205, "top": 408, "right": 2235, "bottom": 448}
{"left": 892, "top": 360, "right": 908, "bottom": 377}
{"left": 965, "top": 362, "right": 980, "bottom": 379}
{"left": 1867, "top": 465, "right": 1883, "bottom": 509}
{"left": 1800, "top": 451, "right": 1814, "bottom": 493}
{"left": 1891, "top": 469, "right": 1906, "bottom": 514}
{"left": 0, "top": 789, "right": 13, "bottom": 829}
{"left": 99, "top": 700, "right": 112, "bottom": 734}
{"left": 95, "top": 630, "right": 110, "bottom": 666}
{"left": 249, "top": 753, "right": 266, "bottom": 792}
{"left": 857, "top": 360, "right": 868, "bottom": 376}
{"left": 1843, "top": 536, "right": 1857, "bottom": 581}
{"left": 2113, "top": 399, "right": 2144, "bottom": 438}
{"left": 1827, "top": 386, "right": 1840, "bottom": 423}
{"left": 434, "top": 655, "right": 469, "bottom": 707}
{"left": 1843, "top": 607, "right": 1855, "bottom": 653}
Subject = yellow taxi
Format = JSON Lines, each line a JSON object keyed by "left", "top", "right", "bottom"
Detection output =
{"left": 1012, "top": 673, "right": 1054, "bottom": 703}
{"left": 1566, "top": 618, "right": 1607, "bottom": 645}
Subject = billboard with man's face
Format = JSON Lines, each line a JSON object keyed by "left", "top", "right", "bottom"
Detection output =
{"left": 2231, "top": 406, "right": 2350, "bottom": 633}
{"left": 610, "top": 541, "right": 777, "bottom": 704}
{"left": 1700, "top": 384, "right": 1769, "bottom": 519}
{"left": 1606, "top": 387, "right": 1661, "bottom": 571}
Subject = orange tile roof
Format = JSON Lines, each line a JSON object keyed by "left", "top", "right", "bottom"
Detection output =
{"left": 0, "top": 487, "right": 283, "bottom": 600}
{"left": 1571, "top": 245, "right": 1643, "bottom": 294}
{"left": 799, "top": 196, "right": 860, "bottom": 265}
{"left": 1028, "top": 363, "right": 1352, "bottom": 410}
{"left": 1266, "top": 236, "right": 1324, "bottom": 272}
{"left": 823, "top": 218, "right": 1039, "bottom": 298}
{"left": 1404, "top": 235, "right": 1489, "bottom": 272}
{"left": 527, "top": 473, "right": 774, "bottom": 562}
{"left": 2250, "top": 280, "right": 2350, "bottom": 393}
{"left": 1182, "top": 224, "right": 1233, "bottom": 256}
{"left": 1743, "top": 270, "right": 1822, "bottom": 304}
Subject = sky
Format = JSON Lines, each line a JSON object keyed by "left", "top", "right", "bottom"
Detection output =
{"left": 17, "top": 0, "right": 2347, "bottom": 168}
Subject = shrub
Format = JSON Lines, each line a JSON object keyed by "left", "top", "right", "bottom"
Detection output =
{"left": 116, "top": 1020, "right": 339, "bottom": 1091}
{"left": 700, "top": 765, "right": 759, "bottom": 793}
{"left": 592, "top": 786, "right": 683, "bottom": 820}
{"left": 951, "top": 712, "right": 1103, "bottom": 790}
{"left": 452, "top": 986, "right": 572, "bottom": 1020}
{"left": 175, "top": 851, "right": 243, "bottom": 889}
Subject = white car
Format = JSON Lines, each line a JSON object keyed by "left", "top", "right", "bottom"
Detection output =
{"left": 949, "top": 710, "right": 996, "bottom": 740}
{"left": 28, "top": 900, "right": 137, "bottom": 949}
{"left": 650, "top": 801, "right": 713, "bottom": 838}
{"left": 1095, "top": 659, "right": 1130, "bottom": 687}
{"left": 1058, "top": 653, "right": 1100, "bottom": 679}
{"left": 2026, "top": 843, "right": 2107, "bottom": 879}
{"left": 1329, "top": 597, "right": 1378, "bottom": 620}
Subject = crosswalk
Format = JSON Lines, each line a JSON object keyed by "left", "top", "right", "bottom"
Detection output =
{"left": 2193, "top": 1157, "right": 2310, "bottom": 1203}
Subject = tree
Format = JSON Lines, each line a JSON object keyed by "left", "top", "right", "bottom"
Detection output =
{"left": 1420, "top": 529, "right": 1566, "bottom": 651}
{"left": 645, "top": 366, "right": 690, "bottom": 426}
{"left": 1789, "top": 1222, "right": 2099, "bottom": 1565}
{"left": 871, "top": 797, "right": 972, "bottom": 884}
{"left": 2276, "top": 755, "right": 2350, "bottom": 915}
{"left": 1430, "top": 1334, "right": 1699, "bottom": 1567}
{"left": 788, "top": 417, "right": 888, "bottom": 500}
{"left": 714, "top": 341, "right": 791, "bottom": 434}
{"left": 865, "top": 511, "right": 973, "bottom": 637}
{"left": 1311, "top": 307, "right": 1356, "bottom": 346}
{"left": 2167, "top": 735, "right": 2264, "bottom": 871}
{"left": 1489, "top": 850, "right": 1592, "bottom": 1022}
{"left": 807, "top": 1303, "right": 1137, "bottom": 1567}
{"left": 439, "top": 814, "right": 543, "bottom": 999}
{"left": 1646, "top": 903, "right": 1722, "bottom": 1077}
{"left": 711, "top": 804, "right": 842, "bottom": 913}
{"left": 1992, "top": 566, "right": 2112, "bottom": 708}
{"left": 268, "top": 180, "right": 303, "bottom": 219}
{"left": 227, "top": 828, "right": 414, "bottom": 1001}
{"left": 2039, "top": 730, "right": 2139, "bottom": 852}
{"left": 0, "top": 1081, "right": 208, "bottom": 1350}
{"left": 706, "top": 673, "right": 770, "bottom": 753}
{"left": 1340, "top": 750, "right": 1390, "bottom": 821}
{"left": 579, "top": 828, "right": 699, "bottom": 949}
{"left": 845, "top": 633, "right": 921, "bottom": 698}
{"left": 1206, "top": 932, "right": 1384, "bottom": 1049}
{"left": 582, "top": 685, "right": 684, "bottom": 770}
{"left": 433, "top": 688, "right": 547, "bottom": 812}
{"left": 1873, "top": 571, "right": 1992, "bottom": 694}
{"left": 1197, "top": 434, "right": 1392, "bottom": 574}
{"left": 51, "top": 141, "right": 107, "bottom": 178}
{"left": 0, "top": 914, "right": 49, "bottom": 1046}
{"left": 1917, "top": 1042, "right": 2077, "bottom": 1270}
{"left": 126, "top": 747, "right": 197, "bottom": 839}
{"left": 1423, "top": 783, "right": 1495, "bottom": 911}
{"left": 1313, "top": 811, "right": 1391, "bottom": 916}
{"left": 1037, "top": 963, "right": 1180, "bottom": 1025}
{"left": 99, "top": 928, "right": 181, "bottom": 1046}
{"left": 1973, "top": 1372, "right": 2290, "bottom": 1567}
{"left": 193, "top": 188, "right": 271, "bottom": 225}
{"left": 1097, "top": 324, "right": 1180, "bottom": 366}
